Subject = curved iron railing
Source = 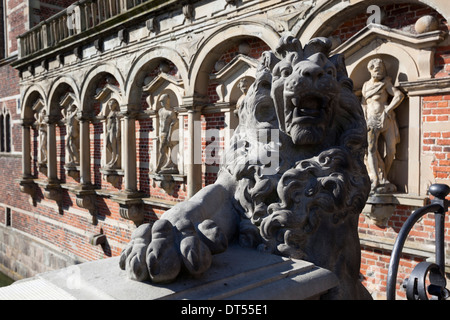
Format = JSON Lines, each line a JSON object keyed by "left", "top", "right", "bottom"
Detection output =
{"left": 386, "top": 184, "right": 450, "bottom": 300}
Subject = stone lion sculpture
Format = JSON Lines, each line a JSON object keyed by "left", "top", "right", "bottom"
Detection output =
{"left": 119, "top": 36, "right": 372, "bottom": 300}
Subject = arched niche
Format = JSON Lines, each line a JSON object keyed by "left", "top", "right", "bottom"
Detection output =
{"left": 125, "top": 48, "right": 188, "bottom": 110}
{"left": 143, "top": 68, "right": 186, "bottom": 194}
{"left": 22, "top": 85, "right": 47, "bottom": 123}
{"left": 209, "top": 37, "right": 267, "bottom": 169}
{"left": 333, "top": 24, "right": 445, "bottom": 197}
{"left": 80, "top": 64, "right": 125, "bottom": 114}
{"left": 94, "top": 77, "right": 124, "bottom": 186}
{"left": 79, "top": 65, "right": 125, "bottom": 189}
{"left": 19, "top": 87, "right": 47, "bottom": 201}
{"left": 31, "top": 98, "right": 47, "bottom": 177}
{"left": 189, "top": 24, "right": 279, "bottom": 97}
{"left": 48, "top": 80, "right": 79, "bottom": 181}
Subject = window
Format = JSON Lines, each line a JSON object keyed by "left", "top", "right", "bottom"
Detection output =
{"left": 0, "top": 106, "right": 11, "bottom": 152}
{"left": 5, "top": 207, "right": 11, "bottom": 227}
{"left": 0, "top": 0, "right": 5, "bottom": 60}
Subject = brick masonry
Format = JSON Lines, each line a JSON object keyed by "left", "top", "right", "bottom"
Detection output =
{"left": 332, "top": 3, "right": 450, "bottom": 299}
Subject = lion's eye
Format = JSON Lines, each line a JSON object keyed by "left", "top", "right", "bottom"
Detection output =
{"left": 281, "top": 67, "right": 292, "bottom": 77}
{"left": 325, "top": 67, "right": 336, "bottom": 78}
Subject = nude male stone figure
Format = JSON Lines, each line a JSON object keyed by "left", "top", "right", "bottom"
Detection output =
{"left": 362, "top": 58, "right": 404, "bottom": 193}
{"left": 156, "top": 94, "right": 178, "bottom": 174}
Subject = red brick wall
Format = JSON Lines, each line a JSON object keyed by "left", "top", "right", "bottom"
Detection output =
{"left": 332, "top": 3, "right": 450, "bottom": 299}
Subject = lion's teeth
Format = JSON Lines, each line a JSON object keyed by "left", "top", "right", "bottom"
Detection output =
{"left": 291, "top": 97, "right": 300, "bottom": 107}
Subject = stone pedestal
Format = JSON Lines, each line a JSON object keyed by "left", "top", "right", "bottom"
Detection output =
{"left": 0, "top": 245, "right": 338, "bottom": 300}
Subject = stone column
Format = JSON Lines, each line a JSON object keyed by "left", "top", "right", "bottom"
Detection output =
{"left": 183, "top": 96, "right": 204, "bottom": 198}
{"left": 46, "top": 115, "right": 58, "bottom": 184}
{"left": 121, "top": 110, "right": 137, "bottom": 193}
{"left": 224, "top": 106, "right": 239, "bottom": 150}
{"left": 19, "top": 119, "right": 37, "bottom": 200}
{"left": 21, "top": 119, "right": 33, "bottom": 179}
{"left": 77, "top": 111, "right": 91, "bottom": 187}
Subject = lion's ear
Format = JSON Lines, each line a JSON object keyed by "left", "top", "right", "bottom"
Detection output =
{"left": 258, "top": 51, "right": 279, "bottom": 73}
{"left": 275, "top": 35, "right": 303, "bottom": 58}
{"left": 304, "top": 37, "right": 332, "bottom": 58}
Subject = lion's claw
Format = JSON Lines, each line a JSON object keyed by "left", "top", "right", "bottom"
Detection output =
{"left": 146, "top": 219, "right": 181, "bottom": 283}
{"left": 197, "top": 219, "right": 228, "bottom": 254}
{"left": 120, "top": 218, "right": 227, "bottom": 283}
{"left": 180, "top": 235, "right": 212, "bottom": 276}
{"left": 119, "top": 223, "right": 152, "bottom": 281}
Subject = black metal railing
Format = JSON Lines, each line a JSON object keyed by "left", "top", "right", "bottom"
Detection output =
{"left": 387, "top": 183, "right": 450, "bottom": 300}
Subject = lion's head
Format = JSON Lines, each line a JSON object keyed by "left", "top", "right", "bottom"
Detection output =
{"left": 221, "top": 36, "right": 371, "bottom": 299}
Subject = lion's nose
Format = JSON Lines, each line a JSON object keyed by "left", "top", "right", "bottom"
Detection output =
{"left": 301, "top": 64, "right": 324, "bottom": 82}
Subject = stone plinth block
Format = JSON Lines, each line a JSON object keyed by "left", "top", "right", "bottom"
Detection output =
{"left": 0, "top": 245, "right": 337, "bottom": 300}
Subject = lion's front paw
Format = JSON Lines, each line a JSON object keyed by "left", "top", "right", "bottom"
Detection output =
{"left": 119, "top": 223, "right": 152, "bottom": 282}
{"left": 121, "top": 218, "right": 228, "bottom": 283}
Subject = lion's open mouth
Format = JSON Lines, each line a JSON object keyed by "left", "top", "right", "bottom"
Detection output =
{"left": 286, "top": 92, "right": 330, "bottom": 124}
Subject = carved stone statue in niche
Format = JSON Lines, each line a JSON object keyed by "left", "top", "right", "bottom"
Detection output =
{"left": 104, "top": 98, "right": 121, "bottom": 169}
{"left": 234, "top": 77, "right": 249, "bottom": 116}
{"left": 62, "top": 104, "right": 80, "bottom": 167}
{"left": 156, "top": 94, "right": 178, "bottom": 174}
{"left": 362, "top": 58, "right": 404, "bottom": 193}
{"left": 35, "top": 106, "right": 47, "bottom": 166}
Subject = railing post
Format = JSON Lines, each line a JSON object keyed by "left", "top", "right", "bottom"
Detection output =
{"left": 17, "top": 36, "right": 24, "bottom": 59}
{"left": 387, "top": 183, "right": 450, "bottom": 300}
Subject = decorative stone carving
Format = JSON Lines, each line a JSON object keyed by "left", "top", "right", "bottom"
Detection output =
{"left": 183, "top": 4, "right": 194, "bottom": 22}
{"left": 143, "top": 71, "right": 186, "bottom": 193}
{"left": 75, "top": 192, "right": 98, "bottom": 224}
{"left": 33, "top": 99, "right": 47, "bottom": 171}
{"left": 95, "top": 81, "right": 124, "bottom": 186}
{"left": 120, "top": 36, "right": 371, "bottom": 299}
{"left": 415, "top": 15, "right": 439, "bottom": 34}
{"left": 156, "top": 94, "right": 178, "bottom": 174}
{"left": 210, "top": 54, "right": 258, "bottom": 104}
{"left": 95, "top": 77, "right": 123, "bottom": 185}
{"left": 235, "top": 77, "right": 249, "bottom": 115}
{"left": 268, "top": 3, "right": 313, "bottom": 33}
{"left": 362, "top": 58, "right": 404, "bottom": 194}
{"left": 104, "top": 98, "right": 121, "bottom": 170}
{"left": 60, "top": 94, "right": 80, "bottom": 171}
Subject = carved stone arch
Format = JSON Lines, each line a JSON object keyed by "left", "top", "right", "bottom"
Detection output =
{"left": 183, "top": 24, "right": 279, "bottom": 197}
{"left": 123, "top": 49, "right": 188, "bottom": 195}
{"left": 48, "top": 79, "right": 81, "bottom": 181}
{"left": 80, "top": 63, "right": 125, "bottom": 114}
{"left": 189, "top": 22, "right": 280, "bottom": 97}
{"left": 21, "top": 84, "right": 47, "bottom": 121}
{"left": 48, "top": 76, "right": 80, "bottom": 115}
{"left": 296, "top": 0, "right": 450, "bottom": 44}
{"left": 124, "top": 47, "right": 188, "bottom": 108}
